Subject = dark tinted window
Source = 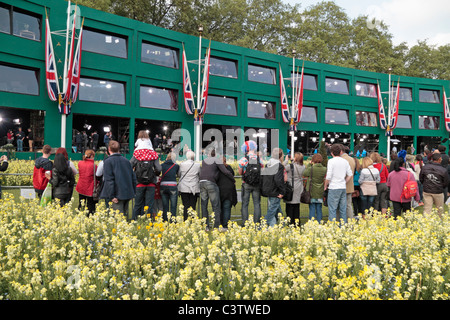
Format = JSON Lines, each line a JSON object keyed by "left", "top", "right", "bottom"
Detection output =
{"left": 83, "top": 28, "right": 127, "bottom": 58}
{"left": 247, "top": 100, "right": 275, "bottom": 119}
{"left": 206, "top": 95, "right": 237, "bottom": 116}
{"left": 140, "top": 85, "right": 178, "bottom": 110}
{"left": 79, "top": 78, "right": 126, "bottom": 105}
{"left": 419, "top": 116, "right": 440, "bottom": 130}
{"left": 325, "top": 77, "right": 349, "bottom": 95}
{"left": 291, "top": 72, "right": 318, "bottom": 91}
{"left": 419, "top": 89, "right": 440, "bottom": 103}
{"left": 325, "top": 108, "right": 349, "bottom": 125}
{"left": 356, "top": 111, "right": 378, "bottom": 127}
{"left": 141, "top": 42, "right": 179, "bottom": 69}
{"left": 356, "top": 82, "right": 376, "bottom": 98}
{"left": 396, "top": 115, "right": 412, "bottom": 129}
{"left": 0, "top": 63, "right": 39, "bottom": 95}
{"left": 12, "top": 9, "right": 41, "bottom": 41}
{"left": 248, "top": 64, "right": 276, "bottom": 84}
{"left": 210, "top": 57, "right": 238, "bottom": 78}
{"left": 300, "top": 106, "right": 317, "bottom": 123}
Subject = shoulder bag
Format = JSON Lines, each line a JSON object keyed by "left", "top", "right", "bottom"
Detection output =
{"left": 360, "top": 168, "right": 378, "bottom": 196}
{"left": 300, "top": 164, "right": 312, "bottom": 204}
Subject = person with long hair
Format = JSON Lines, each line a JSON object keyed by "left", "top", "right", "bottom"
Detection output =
{"left": 283, "top": 152, "right": 305, "bottom": 225}
{"left": 76, "top": 149, "right": 97, "bottom": 215}
{"left": 415, "top": 154, "right": 424, "bottom": 205}
{"left": 370, "top": 152, "right": 389, "bottom": 214}
{"left": 303, "top": 153, "right": 327, "bottom": 223}
{"left": 50, "top": 153, "right": 75, "bottom": 206}
{"left": 387, "top": 157, "right": 420, "bottom": 219}
{"left": 358, "top": 157, "right": 380, "bottom": 213}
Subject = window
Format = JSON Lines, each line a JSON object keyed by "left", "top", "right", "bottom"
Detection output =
{"left": 356, "top": 82, "right": 376, "bottom": 98}
{"left": 0, "top": 63, "right": 39, "bottom": 95}
{"left": 396, "top": 115, "right": 412, "bottom": 129}
{"left": 419, "top": 89, "right": 440, "bottom": 103}
{"left": 399, "top": 87, "right": 412, "bottom": 101}
{"left": 325, "top": 108, "right": 349, "bottom": 125}
{"left": 325, "top": 77, "right": 349, "bottom": 94}
{"left": 247, "top": 100, "right": 275, "bottom": 119}
{"left": 419, "top": 116, "right": 440, "bottom": 130}
{"left": 248, "top": 64, "right": 276, "bottom": 84}
{"left": 206, "top": 95, "right": 237, "bottom": 116}
{"left": 83, "top": 28, "right": 127, "bottom": 58}
{"left": 300, "top": 106, "right": 317, "bottom": 123}
{"left": 0, "top": 5, "right": 41, "bottom": 41}
{"left": 79, "top": 77, "right": 126, "bottom": 105}
{"left": 291, "top": 72, "right": 318, "bottom": 91}
{"left": 141, "top": 42, "right": 179, "bottom": 69}
{"left": 140, "top": 85, "right": 178, "bottom": 110}
{"left": 209, "top": 57, "right": 237, "bottom": 78}
{"left": 356, "top": 111, "right": 378, "bottom": 127}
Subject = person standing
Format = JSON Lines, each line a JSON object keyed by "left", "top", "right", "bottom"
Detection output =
{"left": 341, "top": 145, "right": 356, "bottom": 220}
{"left": 0, "top": 155, "right": 8, "bottom": 199}
{"left": 283, "top": 152, "right": 305, "bottom": 225}
{"left": 178, "top": 151, "right": 200, "bottom": 220}
{"left": 75, "top": 131, "right": 83, "bottom": 153}
{"left": 303, "top": 153, "right": 327, "bottom": 223}
{"left": 260, "top": 148, "right": 286, "bottom": 227}
{"left": 217, "top": 156, "right": 237, "bottom": 230}
{"left": 199, "top": 149, "right": 235, "bottom": 230}
{"left": 415, "top": 154, "right": 425, "bottom": 205}
{"left": 358, "top": 157, "right": 380, "bottom": 213}
{"left": 130, "top": 144, "right": 161, "bottom": 220}
{"left": 27, "top": 128, "right": 34, "bottom": 152}
{"left": 103, "top": 132, "right": 111, "bottom": 148}
{"left": 100, "top": 140, "right": 136, "bottom": 218}
{"left": 50, "top": 153, "right": 75, "bottom": 206}
{"left": 6, "top": 130, "right": 14, "bottom": 145}
{"left": 238, "top": 140, "right": 262, "bottom": 225}
{"left": 387, "top": 157, "right": 420, "bottom": 219}
{"left": 352, "top": 156, "right": 363, "bottom": 216}
{"left": 419, "top": 153, "right": 449, "bottom": 217}
{"left": 76, "top": 149, "right": 98, "bottom": 215}
{"left": 16, "top": 127, "right": 25, "bottom": 151}
{"left": 33, "top": 144, "right": 53, "bottom": 199}
{"left": 371, "top": 152, "right": 390, "bottom": 214}
{"left": 160, "top": 152, "right": 180, "bottom": 221}
{"left": 91, "top": 131, "right": 99, "bottom": 151}
{"left": 324, "top": 144, "right": 353, "bottom": 224}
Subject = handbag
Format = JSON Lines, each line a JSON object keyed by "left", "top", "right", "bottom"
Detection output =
{"left": 301, "top": 164, "right": 313, "bottom": 204}
{"left": 155, "top": 163, "right": 176, "bottom": 200}
{"left": 40, "top": 182, "right": 52, "bottom": 207}
{"left": 283, "top": 164, "right": 294, "bottom": 202}
{"left": 360, "top": 168, "right": 378, "bottom": 196}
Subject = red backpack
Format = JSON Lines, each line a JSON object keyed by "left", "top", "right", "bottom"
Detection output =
{"left": 33, "top": 167, "right": 49, "bottom": 191}
{"left": 401, "top": 172, "right": 418, "bottom": 202}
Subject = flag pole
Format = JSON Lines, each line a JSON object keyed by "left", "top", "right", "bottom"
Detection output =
{"left": 195, "top": 25, "right": 203, "bottom": 162}
{"left": 290, "top": 48, "right": 296, "bottom": 159}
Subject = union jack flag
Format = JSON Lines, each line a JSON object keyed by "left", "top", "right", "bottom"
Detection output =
{"left": 444, "top": 89, "right": 450, "bottom": 132}
{"left": 390, "top": 81, "right": 400, "bottom": 130}
{"left": 182, "top": 47, "right": 195, "bottom": 115}
{"left": 294, "top": 65, "right": 304, "bottom": 123}
{"left": 68, "top": 24, "right": 83, "bottom": 104}
{"left": 279, "top": 66, "right": 290, "bottom": 123}
{"left": 62, "top": 15, "right": 77, "bottom": 106}
{"left": 377, "top": 83, "right": 387, "bottom": 130}
{"left": 199, "top": 46, "right": 210, "bottom": 116}
{"left": 45, "top": 18, "right": 59, "bottom": 101}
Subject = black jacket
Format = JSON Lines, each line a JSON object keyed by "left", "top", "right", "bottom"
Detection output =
{"left": 199, "top": 156, "right": 235, "bottom": 184}
{"left": 50, "top": 166, "right": 75, "bottom": 199}
{"left": 419, "top": 162, "right": 449, "bottom": 194}
{"left": 100, "top": 153, "right": 136, "bottom": 200}
{"left": 260, "top": 160, "right": 286, "bottom": 197}
{"left": 217, "top": 165, "right": 237, "bottom": 206}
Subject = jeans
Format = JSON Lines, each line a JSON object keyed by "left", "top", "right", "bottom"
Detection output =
{"left": 309, "top": 202, "right": 323, "bottom": 223}
{"left": 327, "top": 188, "right": 347, "bottom": 223}
{"left": 241, "top": 183, "right": 261, "bottom": 225}
{"left": 161, "top": 185, "right": 178, "bottom": 221}
{"left": 200, "top": 180, "right": 221, "bottom": 229}
{"left": 360, "top": 195, "right": 375, "bottom": 213}
{"left": 17, "top": 139, "right": 23, "bottom": 151}
{"left": 221, "top": 199, "right": 232, "bottom": 228}
{"left": 132, "top": 186, "right": 155, "bottom": 220}
{"left": 266, "top": 197, "right": 282, "bottom": 227}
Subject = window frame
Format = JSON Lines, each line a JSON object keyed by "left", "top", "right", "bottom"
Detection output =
{"left": 141, "top": 41, "right": 180, "bottom": 69}
{"left": 82, "top": 27, "right": 128, "bottom": 59}
{"left": 325, "top": 77, "right": 350, "bottom": 95}
{"left": 139, "top": 85, "right": 179, "bottom": 111}
{"left": 247, "top": 64, "right": 276, "bottom": 85}
{"left": 247, "top": 100, "right": 276, "bottom": 120}
{"left": 0, "top": 62, "right": 40, "bottom": 96}
{"left": 78, "top": 77, "right": 126, "bottom": 105}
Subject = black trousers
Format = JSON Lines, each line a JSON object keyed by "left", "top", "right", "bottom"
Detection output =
{"left": 79, "top": 194, "right": 97, "bottom": 215}
{"left": 285, "top": 203, "right": 300, "bottom": 225}
{"left": 392, "top": 201, "right": 411, "bottom": 219}
{"left": 180, "top": 192, "right": 199, "bottom": 220}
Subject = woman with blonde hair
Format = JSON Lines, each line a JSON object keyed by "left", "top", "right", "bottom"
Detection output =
{"left": 283, "top": 152, "right": 305, "bottom": 225}
{"left": 76, "top": 149, "right": 97, "bottom": 214}
{"left": 358, "top": 156, "right": 380, "bottom": 213}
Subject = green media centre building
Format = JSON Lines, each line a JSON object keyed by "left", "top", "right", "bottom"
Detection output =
{"left": 1, "top": 0, "right": 450, "bottom": 160}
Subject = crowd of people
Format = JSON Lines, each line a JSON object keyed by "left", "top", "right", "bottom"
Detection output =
{"left": 5, "top": 127, "right": 34, "bottom": 152}
{"left": 23, "top": 130, "right": 450, "bottom": 229}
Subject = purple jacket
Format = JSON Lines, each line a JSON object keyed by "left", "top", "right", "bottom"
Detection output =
{"left": 387, "top": 167, "right": 420, "bottom": 203}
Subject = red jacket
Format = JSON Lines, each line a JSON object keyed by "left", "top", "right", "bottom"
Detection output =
{"left": 76, "top": 159, "right": 96, "bottom": 196}
{"left": 373, "top": 163, "right": 389, "bottom": 183}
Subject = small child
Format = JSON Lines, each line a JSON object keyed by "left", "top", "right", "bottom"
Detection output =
{"left": 135, "top": 130, "right": 153, "bottom": 150}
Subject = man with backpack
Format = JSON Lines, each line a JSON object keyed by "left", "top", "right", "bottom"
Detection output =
{"left": 419, "top": 152, "right": 449, "bottom": 217}
{"left": 130, "top": 145, "right": 161, "bottom": 220}
{"left": 33, "top": 144, "right": 53, "bottom": 199}
{"left": 238, "top": 140, "right": 263, "bottom": 225}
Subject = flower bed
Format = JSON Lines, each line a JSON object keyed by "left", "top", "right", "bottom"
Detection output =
{"left": 0, "top": 194, "right": 449, "bottom": 300}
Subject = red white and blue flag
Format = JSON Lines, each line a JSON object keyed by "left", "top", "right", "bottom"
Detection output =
{"left": 279, "top": 66, "right": 290, "bottom": 123}
{"left": 294, "top": 65, "right": 304, "bottom": 123}
{"left": 390, "top": 81, "right": 400, "bottom": 130}
{"left": 62, "top": 13, "right": 77, "bottom": 106}
{"left": 377, "top": 83, "right": 387, "bottom": 130}
{"left": 68, "top": 23, "right": 83, "bottom": 104}
{"left": 444, "top": 89, "right": 450, "bottom": 132}
{"left": 199, "top": 46, "right": 211, "bottom": 116}
{"left": 45, "top": 18, "right": 59, "bottom": 102}
{"left": 182, "top": 47, "right": 195, "bottom": 115}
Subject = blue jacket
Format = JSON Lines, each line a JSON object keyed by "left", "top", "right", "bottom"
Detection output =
{"left": 100, "top": 153, "right": 136, "bottom": 200}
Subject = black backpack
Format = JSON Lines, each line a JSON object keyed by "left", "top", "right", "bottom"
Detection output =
{"left": 243, "top": 156, "right": 261, "bottom": 186}
{"left": 135, "top": 160, "right": 155, "bottom": 185}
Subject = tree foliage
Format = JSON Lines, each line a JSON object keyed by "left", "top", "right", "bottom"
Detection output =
{"left": 77, "top": 0, "right": 449, "bottom": 80}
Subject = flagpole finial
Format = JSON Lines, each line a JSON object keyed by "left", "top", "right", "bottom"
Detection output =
{"left": 198, "top": 25, "right": 204, "bottom": 35}
{"left": 292, "top": 48, "right": 296, "bottom": 56}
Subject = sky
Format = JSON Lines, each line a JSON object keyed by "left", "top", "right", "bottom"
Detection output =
{"left": 283, "top": 0, "right": 450, "bottom": 47}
